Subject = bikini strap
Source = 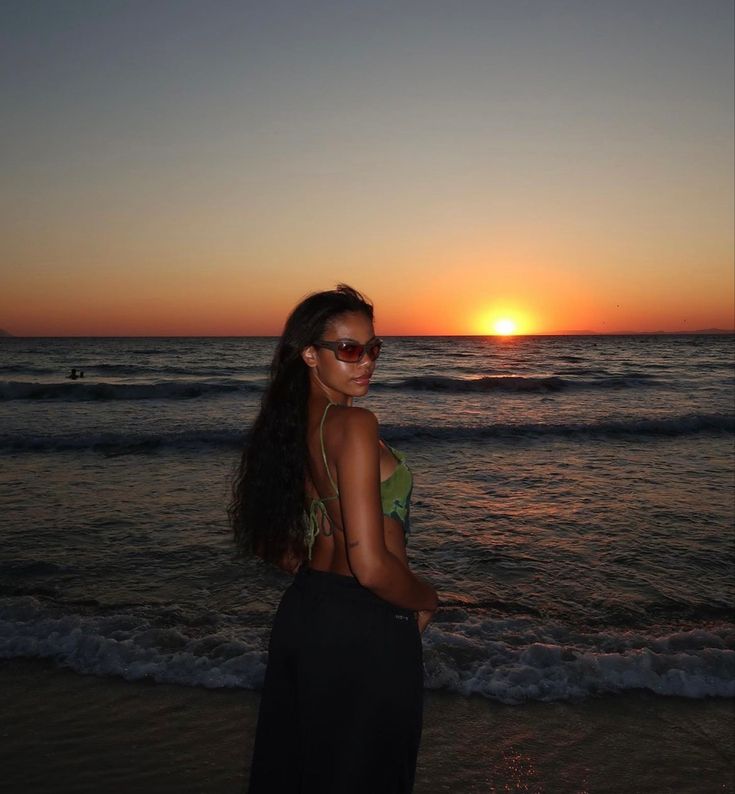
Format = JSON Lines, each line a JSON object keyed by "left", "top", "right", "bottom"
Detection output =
{"left": 320, "top": 401, "right": 340, "bottom": 497}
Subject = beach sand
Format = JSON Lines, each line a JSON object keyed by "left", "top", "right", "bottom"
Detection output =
{"left": 1, "top": 659, "right": 732, "bottom": 793}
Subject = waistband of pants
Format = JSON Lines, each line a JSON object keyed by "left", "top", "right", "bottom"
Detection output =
{"left": 293, "top": 564, "right": 415, "bottom": 618}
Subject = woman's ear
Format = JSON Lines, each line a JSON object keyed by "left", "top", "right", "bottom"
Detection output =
{"left": 301, "top": 345, "right": 318, "bottom": 369}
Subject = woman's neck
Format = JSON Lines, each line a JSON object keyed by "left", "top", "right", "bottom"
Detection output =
{"left": 309, "top": 376, "right": 351, "bottom": 406}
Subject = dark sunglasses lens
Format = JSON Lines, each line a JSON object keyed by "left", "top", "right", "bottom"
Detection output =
{"left": 336, "top": 342, "right": 362, "bottom": 362}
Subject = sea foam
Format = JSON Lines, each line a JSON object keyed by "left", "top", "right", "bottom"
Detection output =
{"left": 1, "top": 597, "right": 732, "bottom": 703}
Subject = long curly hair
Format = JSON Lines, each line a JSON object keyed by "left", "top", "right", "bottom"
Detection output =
{"left": 228, "top": 283, "right": 375, "bottom": 567}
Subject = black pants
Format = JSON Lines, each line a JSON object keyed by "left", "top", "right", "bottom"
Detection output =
{"left": 247, "top": 565, "right": 424, "bottom": 793}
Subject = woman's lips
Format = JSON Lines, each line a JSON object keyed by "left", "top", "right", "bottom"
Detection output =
{"left": 353, "top": 376, "right": 371, "bottom": 385}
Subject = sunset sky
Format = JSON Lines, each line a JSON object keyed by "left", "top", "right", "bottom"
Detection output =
{"left": 2, "top": 1, "right": 733, "bottom": 336}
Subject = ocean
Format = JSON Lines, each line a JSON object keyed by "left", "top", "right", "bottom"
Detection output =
{"left": 1, "top": 334, "right": 733, "bottom": 706}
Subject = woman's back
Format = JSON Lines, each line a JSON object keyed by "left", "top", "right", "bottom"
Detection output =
{"left": 304, "top": 399, "right": 411, "bottom": 574}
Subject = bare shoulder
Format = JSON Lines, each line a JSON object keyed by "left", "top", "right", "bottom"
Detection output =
{"left": 329, "top": 405, "right": 379, "bottom": 445}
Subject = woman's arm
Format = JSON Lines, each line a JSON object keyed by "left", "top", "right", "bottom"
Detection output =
{"left": 333, "top": 407, "right": 438, "bottom": 613}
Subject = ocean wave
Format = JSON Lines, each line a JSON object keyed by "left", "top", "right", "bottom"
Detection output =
{"left": 2, "top": 363, "right": 267, "bottom": 377}
{"left": 0, "top": 364, "right": 54, "bottom": 375}
{"left": 422, "top": 615, "right": 735, "bottom": 703}
{"left": 383, "top": 412, "right": 735, "bottom": 441}
{"left": 381, "top": 373, "right": 660, "bottom": 393}
{"left": 0, "top": 372, "right": 662, "bottom": 401}
{"left": 0, "top": 429, "right": 247, "bottom": 454}
{"left": 88, "top": 363, "right": 261, "bottom": 376}
{"left": 0, "top": 380, "right": 261, "bottom": 402}
{"left": 1, "top": 596, "right": 732, "bottom": 702}
{"left": 0, "top": 597, "right": 266, "bottom": 690}
{"left": 1, "top": 412, "right": 731, "bottom": 454}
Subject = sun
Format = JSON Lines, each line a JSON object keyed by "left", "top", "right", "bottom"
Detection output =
{"left": 493, "top": 318, "right": 517, "bottom": 335}
{"left": 474, "top": 307, "right": 533, "bottom": 335}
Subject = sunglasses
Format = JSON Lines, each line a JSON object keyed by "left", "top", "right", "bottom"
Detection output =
{"left": 314, "top": 337, "right": 383, "bottom": 363}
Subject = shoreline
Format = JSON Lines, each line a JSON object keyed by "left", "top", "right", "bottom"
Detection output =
{"left": 2, "top": 658, "right": 732, "bottom": 793}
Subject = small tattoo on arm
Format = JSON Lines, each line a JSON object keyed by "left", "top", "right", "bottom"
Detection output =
{"left": 348, "top": 540, "right": 360, "bottom": 548}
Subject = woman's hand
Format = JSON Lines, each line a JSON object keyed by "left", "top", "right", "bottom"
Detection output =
{"left": 416, "top": 608, "right": 435, "bottom": 634}
{"left": 277, "top": 547, "right": 304, "bottom": 575}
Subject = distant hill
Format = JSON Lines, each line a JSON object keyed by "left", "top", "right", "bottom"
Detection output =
{"left": 547, "top": 330, "right": 600, "bottom": 335}
{"left": 546, "top": 328, "right": 734, "bottom": 336}
{"left": 0, "top": 328, "right": 13, "bottom": 337}
{"left": 606, "top": 329, "right": 735, "bottom": 335}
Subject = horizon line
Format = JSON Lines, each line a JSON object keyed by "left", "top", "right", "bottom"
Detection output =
{"left": 2, "top": 329, "right": 734, "bottom": 339}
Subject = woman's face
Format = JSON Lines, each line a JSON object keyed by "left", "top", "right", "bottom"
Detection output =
{"left": 303, "top": 310, "right": 378, "bottom": 400}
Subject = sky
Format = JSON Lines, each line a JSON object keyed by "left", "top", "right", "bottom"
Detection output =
{"left": 1, "top": 0, "right": 733, "bottom": 336}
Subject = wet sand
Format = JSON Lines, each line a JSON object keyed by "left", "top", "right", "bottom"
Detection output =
{"left": 1, "top": 658, "right": 732, "bottom": 793}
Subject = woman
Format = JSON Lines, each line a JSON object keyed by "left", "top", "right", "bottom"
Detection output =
{"left": 230, "top": 284, "right": 438, "bottom": 793}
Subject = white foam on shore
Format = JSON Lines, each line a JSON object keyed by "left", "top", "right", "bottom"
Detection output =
{"left": 1, "top": 597, "right": 732, "bottom": 703}
{"left": 0, "top": 597, "right": 266, "bottom": 690}
{"left": 421, "top": 615, "right": 735, "bottom": 703}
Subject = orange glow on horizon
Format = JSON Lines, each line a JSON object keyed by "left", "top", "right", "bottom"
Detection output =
{"left": 2, "top": 271, "right": 733, "bottom": 337}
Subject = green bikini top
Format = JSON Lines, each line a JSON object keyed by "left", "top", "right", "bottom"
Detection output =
{"left": 304, "top": 401, "right": 413, "bottom": 560}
